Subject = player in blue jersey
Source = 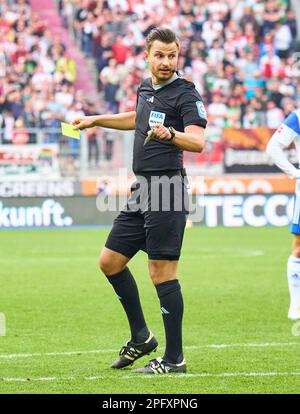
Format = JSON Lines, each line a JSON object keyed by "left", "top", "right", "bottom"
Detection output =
{"left": 266, "top": 109, "right": 300, "bottom": 320}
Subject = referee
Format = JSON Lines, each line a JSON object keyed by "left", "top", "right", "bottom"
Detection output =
{"left": 72, "top": 27, "right": 207, "bottom": 374}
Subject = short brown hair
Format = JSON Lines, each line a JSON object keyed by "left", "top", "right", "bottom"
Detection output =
{"left": 146, "top": 27, "right": 180, "bottom": 51}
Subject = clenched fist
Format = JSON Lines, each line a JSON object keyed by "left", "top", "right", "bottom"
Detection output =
{"left": 71, "top": 116, "right": 98, "bottom": 130}
{"left": 149, "top": 124, "right": 173, "bottom": 141}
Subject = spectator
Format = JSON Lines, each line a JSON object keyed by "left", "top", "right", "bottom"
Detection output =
{"left": 47, "top": 91, "right": 65, "bottom": 115}
{"left": 262, "top": 0, "right": 285, "bottom": 34}
{"left": 55, "top": 84, "right": 74, "bottom": 108}
{"left": 65, "top": 102, "right": 85, "bottom": 125}
{"left": 207, "top": 94, "right": 227, "bottom": 128}
{"left": 1, "top": 111, "right": 14, "bottom": 144}
{"left": 95, "top": 32, "right": 114, "bottom": 75}
{"left": 99, "top": 58, "right": 121, "bottom": 113}
{"left": 259, "top": 32, "right": 276, "bottom": 57}
{"left": 65, "top": 102, "right": 85, "bottom": 165}
{"left": 243, "top": 106, "right": 260, "bottom": 129}
{"left": 266, "top": 79, "right": 284, "bottom": 108}
{"left": 259, "top": 47, "right": 282, "bottom": 78}
{"left": 12, "top": 117, "right": 29, "bottom": 145}
{"left": 23, "top": 100, "right": 37, "bottom": 144}
{"left": 265, "top": 100, "right": 284, "bottom": 129}
{"left": 10, "top": 89, "right": 24, "bottom": 119}
{"left": 81, "top": 12, "right": 98, "bottom": 57}
{"left": 250, "top": 88, "right": 268, "bottom": 126}
{"left": 87, "top": 127, "right": 100, "bottom": 167}
{"left": 201, "top": 14, "right": 223, "bottom": 48}
{"left": 31, "top": 64, "right": 52, "bottom": 91}
{"left": 112, "top": 35, "right": 131, "bottom": 65}
{"left": 244, "top": 71, "right": 265, "bottom": 101}
{"left": 208, "top": 39, "right": 224, "bottom": 66}
{"left": 239, "top": 6, "right": 259, "bottom": 33}
{"left": 56, "top": 51, "right": 77, "bottom": 83}
{"left": 103, "top": 129, "right": 115, "bottom": 162}
{"left": 224, "top": 97, "right": 241, "bottom": 128}
{"left": 84, "top": 101, "right": 100, "bottom": 167}
{"left": 274, "top": 22, "right": 292, "bottom": 59}
{"left": 242, "top": 53, "right": 260, "bottom": 79}
{"left": 43, "top": 111, "right": 61, "bottom": 144}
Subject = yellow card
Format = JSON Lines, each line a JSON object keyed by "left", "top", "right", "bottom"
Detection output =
{"left": 61, "top": 122, "right": 80, "bottom": 139}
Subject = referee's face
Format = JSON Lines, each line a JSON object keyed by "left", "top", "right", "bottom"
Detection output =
{"left": 145, "top": 40, "right": 179, "bottom": 85}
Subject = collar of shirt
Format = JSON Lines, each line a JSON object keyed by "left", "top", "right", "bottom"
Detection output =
{"left": 151, "top": 73, "right": 179, "bottom": 90}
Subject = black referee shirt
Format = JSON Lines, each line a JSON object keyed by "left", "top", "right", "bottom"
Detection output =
{"left": 133, "top": 76, "right": 207, "bottom": 174}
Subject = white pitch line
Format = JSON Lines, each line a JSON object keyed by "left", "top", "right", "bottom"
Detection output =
{"left": 1, "top": 377, "right": 58, "bottom": 382}
{"left": 122, "top": 372, "right": 300, "bottom": 379}
{"left": 0, "top": 257, "right": 95, "bottom": 263}
{"left": 188, "top": 248, "right": 265, "bottom": 257}
{"left": 0, "top": 342, "right": 298, "bottom": 360}
{"left": 1, "top": 372, "right": 300, "bottom": 383}
{"left": 185, "top": 341, "right": 300, "bottom": 349}
{"left": 0, "top": 349, "right": 118, "bottom": 359}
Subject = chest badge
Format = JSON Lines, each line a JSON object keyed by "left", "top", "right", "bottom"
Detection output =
{"left": 148, "top": 110, "right": 166, "bottom": 129}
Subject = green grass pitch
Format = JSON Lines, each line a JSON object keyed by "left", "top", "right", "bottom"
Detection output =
{"left": 0, "top": 226, "right": 299, "bottom": 394}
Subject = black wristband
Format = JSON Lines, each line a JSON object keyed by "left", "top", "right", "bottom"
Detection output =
{"left": 167, "top": 126, "right": 176, "bottom": 141}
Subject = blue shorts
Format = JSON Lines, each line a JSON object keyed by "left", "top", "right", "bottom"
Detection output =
{"left": 291, "top": 193, "right": 300, "bottom": 234}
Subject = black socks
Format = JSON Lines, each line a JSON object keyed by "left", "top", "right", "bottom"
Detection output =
{"left": 106, "top": 267, "right": 149, "bottom": 343}
{"left": 107, "top": 270, "right": 184, "bottom": 364}
{"left": 155, "top": 279, "right": 184, "bottom": 364}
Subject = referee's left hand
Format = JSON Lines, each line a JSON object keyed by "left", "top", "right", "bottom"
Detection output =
{"left": 150, "top": 124, "right": 172, "bottom": 141}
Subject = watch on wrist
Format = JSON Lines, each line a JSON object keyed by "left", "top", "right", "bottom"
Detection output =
{"left": 167, "top": 126, "right": 176, "bottom": 141}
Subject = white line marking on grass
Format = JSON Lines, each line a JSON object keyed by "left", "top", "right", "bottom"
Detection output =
{"left": 0, "top": 349, "right": 118, "bottom": 359}
{"left": 122, "top": 372, "right": 300, "bottom": 379}
{"left": 189, "top": 248, "right": 265, "bottom": 257}
{"left": 0, "top": 257, "right": 95, "bottom": 263}
{"left": 1, "top": 372, "right": 300, "bottom": 383}
{"left": 85, "top": 376, "right": 106, "bottom": 380}
{"left": 1, "top": 377, "right": 58, "bottom": 382}
{"left": 185, "top": 341, "right": 300, "bottom": 350}
{"left": 2, "top": 342, "right": 300, "bottom": 359}
{"left": 0, "top": 342, "right": 298, "bottom": 360}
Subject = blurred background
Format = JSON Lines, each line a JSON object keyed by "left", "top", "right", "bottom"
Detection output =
{"left": 0, "top": 0, "right": 300, "bottom": 228}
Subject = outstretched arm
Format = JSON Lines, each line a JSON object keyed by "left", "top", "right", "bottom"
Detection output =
{"left": 72, "top": 111, "right": 136, "bottom": 131}
{"left": 266, "top": 122, "right": 300, "bottom": 179}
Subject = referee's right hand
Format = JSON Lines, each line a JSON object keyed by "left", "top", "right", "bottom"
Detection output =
{"left": 71, "top": 116, "right": 97, "bottom": 130}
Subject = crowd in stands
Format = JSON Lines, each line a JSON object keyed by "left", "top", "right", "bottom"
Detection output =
{"left": 58, "top": 0, "right": 298, "bottom": 129}
{"left": 0, "top": 0, "right": 299, "bottom": 153}
{"left": 0, "top": 0, "right": 82, "bottom": 146}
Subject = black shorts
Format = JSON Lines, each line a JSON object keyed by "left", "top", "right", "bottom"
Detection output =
{"left": 105, "top": 170, "right": 189, "bottom": 260}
